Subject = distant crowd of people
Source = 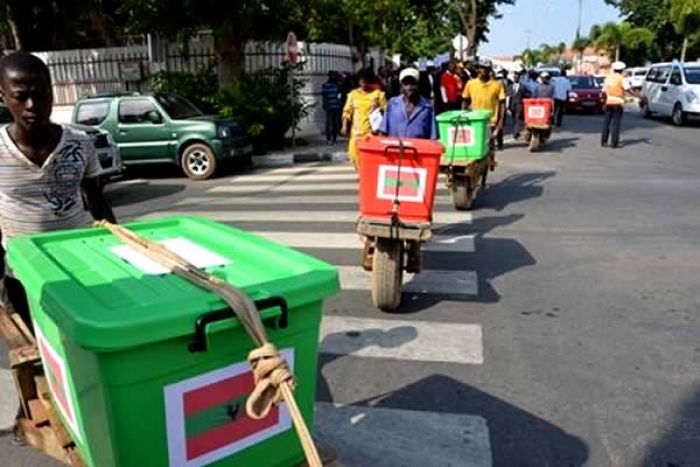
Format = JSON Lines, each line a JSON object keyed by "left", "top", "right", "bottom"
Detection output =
{"left": 321, "top": 57, "right": 579, "bottom": 168}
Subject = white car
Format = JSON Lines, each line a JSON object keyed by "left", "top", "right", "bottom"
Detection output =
{"left": 641, "top": 62, "right": 700, "bottom": 126}
{"left": 624, "top": 67, "right": 648, "bottom": 90}
{"left": 0, "top": 104, "right": 123, "bottom": 181}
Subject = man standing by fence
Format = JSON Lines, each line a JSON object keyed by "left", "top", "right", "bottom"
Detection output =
{"left": 322, "top": 71, "right": 342, "bottom": 146}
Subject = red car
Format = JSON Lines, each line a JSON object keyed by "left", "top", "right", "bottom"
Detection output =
{"left": 566, "top": 75, "right": 606, "bottom": 112}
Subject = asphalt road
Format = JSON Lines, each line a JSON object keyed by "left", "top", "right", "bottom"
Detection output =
{"left": 2, "top": 108, "right": 700, "bottom": 466}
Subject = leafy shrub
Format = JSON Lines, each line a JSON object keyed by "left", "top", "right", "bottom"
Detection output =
{"left": 214, "top": 63, "right": 311, "bottom": 151}
{"left": 150, "top": 63, "right": 311, "bottom": 152}
{"left": 150, "top": 66, "right": 218, "bottom": 114}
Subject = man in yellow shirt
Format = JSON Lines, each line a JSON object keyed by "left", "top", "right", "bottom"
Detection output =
{"left": 461, "top": 58, "right": 505, "bottom": 183}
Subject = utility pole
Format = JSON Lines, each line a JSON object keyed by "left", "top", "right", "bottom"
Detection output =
{"left": 576, "top": 0, "right": 582, "bottom": 40}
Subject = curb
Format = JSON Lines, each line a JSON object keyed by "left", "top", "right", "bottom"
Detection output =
{"left": 251, "top": 150, "right": 348, "bottom": 168}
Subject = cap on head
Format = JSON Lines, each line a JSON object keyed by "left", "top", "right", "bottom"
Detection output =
{"left": 612, "top": 61, "right": 626, "bottom": 72}
{"left": 399, "top": 67, "right": 420, "bottom": 83}
{"left": 0, "top": 51, "right": 51, "bottom": 86}
{"left": 476, "top": 57, "right": 493, "bottom": 69}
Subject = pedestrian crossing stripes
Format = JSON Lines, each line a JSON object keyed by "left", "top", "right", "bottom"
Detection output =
{"left": 250, "top": 231, "right": 476, "bottom": 253}
{"left": 314, "top": 402, "right": 492, "bottom": 467}
{"left": 174, "top": 194, "right": 453, "bottom": 207}
{"left": 142, "top": 209, "right": 473, "bottom": 225}
{"left": 320, "top": 316, "right": 483, "bottom": 364}
{"left": 337, "top": 267, "right": 478, "bottom": 296}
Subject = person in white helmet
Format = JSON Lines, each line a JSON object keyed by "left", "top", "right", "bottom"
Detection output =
{"left": 601, "top": 61, "right": 631, "bottom": 148}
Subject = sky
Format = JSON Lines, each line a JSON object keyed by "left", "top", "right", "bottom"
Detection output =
{"left": 479, "top": 0, "right": 622, "bottom": 56}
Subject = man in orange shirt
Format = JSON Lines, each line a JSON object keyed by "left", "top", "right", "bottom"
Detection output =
{"left": 601, "top": 61, "right": 632, "bottom": 148}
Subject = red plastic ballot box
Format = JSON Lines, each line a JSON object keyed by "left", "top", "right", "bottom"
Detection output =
{"left": 356, "top": 136, "right": 444, "bottom": 224}
{"left": 523, "top": 98, "right": 554, "bottom": 126}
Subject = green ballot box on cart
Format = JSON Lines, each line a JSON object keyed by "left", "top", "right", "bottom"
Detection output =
{"left": 7, "top": 216, "right": 340, "bottom": 467}
{"left": 436, "top": 109, "right": 492, "bottom": 163}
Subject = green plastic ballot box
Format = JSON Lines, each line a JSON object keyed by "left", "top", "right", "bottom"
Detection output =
{"left": 7, "top": 216, "right": 340, "bottom": 467}
{"left": 436, "top": 109, "right": 492, "bottom": 163}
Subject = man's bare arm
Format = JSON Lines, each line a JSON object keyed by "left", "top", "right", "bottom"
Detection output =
{"left": 81, "top": 178, "right": 116, "bottom": 223}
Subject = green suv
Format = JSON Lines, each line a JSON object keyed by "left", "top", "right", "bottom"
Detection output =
{"left": 72, "top": 93, "right": 252, "bottom": 180}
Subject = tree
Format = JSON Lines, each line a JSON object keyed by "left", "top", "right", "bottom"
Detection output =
{"left": 572, "top": 36, "right": 590, "bottom": 72}
{"left": 591, "top": 21, "right": 653, "bottom": 62}
{"left": 446, "top": 0, "right": 515, "bottom": 55}
{"left": 669, "top": 0, "right": 700, "bottom": 61}
{"left": 119, "top": 0, "right": 308, "bottom": 89}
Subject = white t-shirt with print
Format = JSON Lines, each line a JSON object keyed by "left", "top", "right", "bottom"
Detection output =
{"left": 0, "top": 124, "right": 102, "bottom": 248}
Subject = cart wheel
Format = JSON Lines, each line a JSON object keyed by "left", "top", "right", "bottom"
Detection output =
{"left": 452, "top": 176, "right": 474, "bottom": 210}
{"left": 371, "top": 238, "right": 403, "bottom": 311}
{"left": 529, "top": 133, "right": 540, "bottom": 152}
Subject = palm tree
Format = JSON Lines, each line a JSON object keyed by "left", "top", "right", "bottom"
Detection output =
{"left": 572, "top": 36, "right": 590, "bottom": 73}
{"left": 591, "top": 21, "right": 653, "bottom": 63}
{"left": 670, "top": 0, "right": 700, "bottom": 61}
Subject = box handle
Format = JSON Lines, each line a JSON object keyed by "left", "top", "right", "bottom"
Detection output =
{"left": 188, "top": 296, "right": 289, "bottom": 353}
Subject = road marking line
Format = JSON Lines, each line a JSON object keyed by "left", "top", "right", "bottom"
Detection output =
{"left": 314, "top": 402, "right": 492, "bottom": 467}
{"left": 208, "top": 183, "right": 360, "bottom": 193}
{"left": 174, "top": 194, "right": 455, "bottom": 207}
{"left": 256, "top": 165, "right": 356, "bottom": 175}
{"left": 337, "top": 266, "right": 478, "bottom": 296}
{"left": 0, "top": 369, "right": 18, "bottom": 431}
{"left": 228, "top": 173, "right": 360, "bottom": 183}
{"left": 140, "top": 210, "right": 473, "bottom": 225}
{"left": 251, "top": 231, "right": 475, "bottom": 253}
{"left": 320, "top": 316, "right": 483, "bottom": 364}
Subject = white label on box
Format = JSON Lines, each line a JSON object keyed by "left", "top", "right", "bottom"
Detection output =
{"left": 111, "top": 237, "right": 231, "bottom": 275}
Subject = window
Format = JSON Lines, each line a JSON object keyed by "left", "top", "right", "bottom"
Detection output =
{"left": 154, "top": 94, "right": 203, "bottom": 119}
{"left": 669, "top": 68, "right": 682, "bottom": 86}
{"left": 684, "top": 67, "right": 700, "bottom": 85}
{"left": 75, "top": 102, "right": 110, "bottom": 125}
{"left": 645, "top": 68, "right": 658, "bottom": 82}
{"left": 655, "top": 66, "right": 671, "bottom": 84}
{"left": 569, "top": 76, "right": 596, "bottom": 89}
{"left": 118, "top": 99, "right": 158, "bottom": 124}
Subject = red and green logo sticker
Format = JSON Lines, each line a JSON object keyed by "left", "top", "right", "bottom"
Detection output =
{"left": 376, "top": 165, "right": 427, "bottom": 203}
{"left": 447, "top": 126, "right": 474, "bottom": 147}
{"left": 165, "top": 348, "right": 294, "bottom": 466}
{"left": 35, "top": 325, "right": 81, "bottom": 441}
{"left": 528, "top": 106, "right": 546, "bottom": 119}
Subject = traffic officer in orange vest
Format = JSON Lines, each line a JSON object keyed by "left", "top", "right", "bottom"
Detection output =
{"left": 601, "top": 61, "right": 632, "bottom": 148}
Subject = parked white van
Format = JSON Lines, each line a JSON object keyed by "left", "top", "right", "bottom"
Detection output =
{"left": 641, "top": 61, "right": 700, "bottom": 126}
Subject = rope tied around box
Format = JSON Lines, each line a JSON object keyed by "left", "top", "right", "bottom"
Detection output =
{"left": 93, "top": 221, "right": 323, "bottom": 467}
{"left": 246, "top": 342, "right": 295, "bottom": 420}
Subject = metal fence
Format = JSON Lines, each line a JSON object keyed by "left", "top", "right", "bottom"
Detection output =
{"left": 33, "top": 41, "right": 356, "bottom": 135}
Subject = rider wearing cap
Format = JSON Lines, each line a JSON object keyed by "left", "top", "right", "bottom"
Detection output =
{"left": 461, "top": 57, "right": 506, "bottom": 181}
{"left": 601, "top": 61, "right": 631, "bottom": 148}
{"left": 535, "top": 71, "right": 555, "bottom": 98}
{"left": 379, "top": 67, "right": 437, "bottom": 139}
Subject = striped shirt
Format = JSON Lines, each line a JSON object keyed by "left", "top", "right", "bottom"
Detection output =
{"left": 0, "top": 124, "right": 102, "bottom": 249}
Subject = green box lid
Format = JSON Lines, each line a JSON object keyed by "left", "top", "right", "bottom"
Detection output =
{"left": 436, "top": 109, "right": 492, "bottom": 123}
{"left": 7, "top": 216, "right": 340, "bottom": 351}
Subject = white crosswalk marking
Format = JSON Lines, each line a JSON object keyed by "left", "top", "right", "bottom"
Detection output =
{"left": 228, "top": 173, "right": 359, "bottom": 183}
{"left": 0, "top": 369, "right": 18, "bottom": 431}
{"left": 208, "top": 182, "right": 365, "bottom": 193}
{"left": 255, "top": 164, "right": 356, "bottom": 175}
{"left": 141, "top": 210, "right": 473, "bottom": 225}
{"left": 174, "top": 194, "right": 453, "bottom": 206}
{"left": 337, "top": 266, "right": 478, "bottom": 296}
{"left": 250, "top": 231, "right": 476, "bottom": 252}
{"left": 320, "top": 316, "right": 483, "bottom": 364}
{"left": 314, "top": 402, "right": 492, "bottom": 467}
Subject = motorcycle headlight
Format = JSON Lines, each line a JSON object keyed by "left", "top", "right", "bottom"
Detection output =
{"left": 217, "top": 126, "right": 231, "bottom": 139}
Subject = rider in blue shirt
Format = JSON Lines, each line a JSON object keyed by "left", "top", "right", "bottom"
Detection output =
{"left": 378, "top": 67, "right": 437, "bottom": 139}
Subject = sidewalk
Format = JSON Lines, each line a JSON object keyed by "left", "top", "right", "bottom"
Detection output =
{"left": 251, "top": 134, "right": 349, "bottom": 168}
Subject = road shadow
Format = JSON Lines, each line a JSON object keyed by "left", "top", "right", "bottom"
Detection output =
{"left": 395, "top": 213, "right": 536, "bottom": 312}
{"left": 104, "top": 182, "right": 186, "bottom": 207}
{"left": 618, "top": 137, "right": 652, "bottom": 148}
{"left": 542, "top": 136, "right": 580, "bottom": 154}
{"left": 643, "top": 385, "right": 700, "bottom": 466}
{"left": 315, "top": 374, "right": 590, "bottom": 467}
{"left": 478, "top": 171, "right": 556, "bottom": 212}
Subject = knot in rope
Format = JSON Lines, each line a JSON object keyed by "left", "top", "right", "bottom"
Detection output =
{"left": 246, "top": 343, "right": 295, "bottom": 420}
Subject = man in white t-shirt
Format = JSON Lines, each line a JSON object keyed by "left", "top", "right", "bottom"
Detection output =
{"left": 552, "top": 69, "right": 573, "bottom": 127}
{"left": 0, "top": 51, "right": 116, "bottom": 324}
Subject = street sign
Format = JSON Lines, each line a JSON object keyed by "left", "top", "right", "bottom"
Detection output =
{"left": 286, "top": 31, "right": 298, "bottom": 64}
{"left": 452, "top": 34, "right": 469, "bottom": 53}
